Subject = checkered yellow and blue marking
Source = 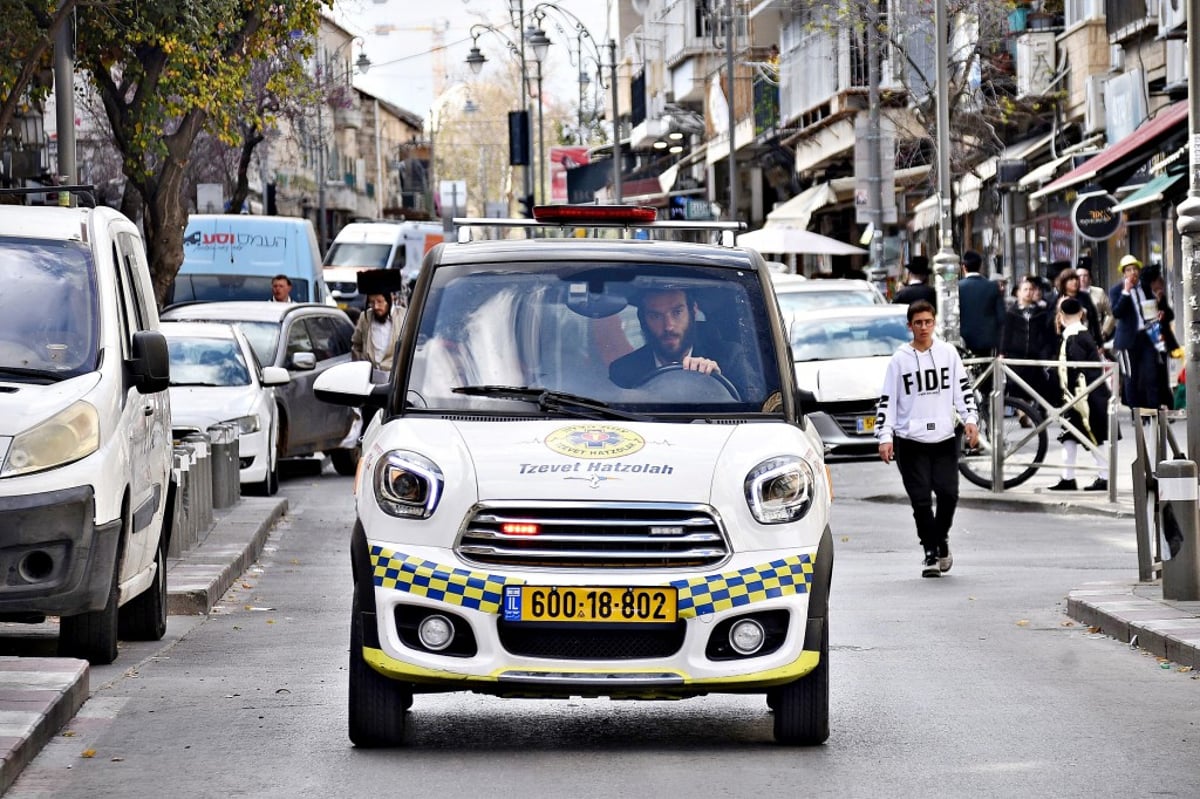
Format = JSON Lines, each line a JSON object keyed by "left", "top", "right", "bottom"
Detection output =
{"left": 370, "top": 546, "right": 518, "bottom": 614}
{"left": 370, "top": 546, "right": 813, "bottom": 619}
{"left": 669, "top": 554, "right": 814, "bottom": 619}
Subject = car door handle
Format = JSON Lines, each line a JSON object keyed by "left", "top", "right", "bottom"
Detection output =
{"left": 143, "top": 405, "right": 154, "bottom": 417}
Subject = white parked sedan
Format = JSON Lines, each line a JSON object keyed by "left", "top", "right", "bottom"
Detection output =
{"left": 162, "top": 321, "right": 290, "bottom": 495}
{"left": 787, "top": 305, "right": 911, "bottom": 458}
{"left": 771, "top": 274, "right": 887, "bottom": 318}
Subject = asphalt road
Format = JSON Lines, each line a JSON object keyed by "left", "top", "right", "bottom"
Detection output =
{"left": 5, "top": 459, "right": 1198, "bottom": 798}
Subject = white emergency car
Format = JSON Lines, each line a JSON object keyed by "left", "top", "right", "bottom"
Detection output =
{"left": 315, "top": 205, "right": 834, "bottom": 746}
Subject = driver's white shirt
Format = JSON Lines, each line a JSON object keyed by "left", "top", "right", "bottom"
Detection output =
{"left": 654, "top": 346, "right": 693, "bottom": 367}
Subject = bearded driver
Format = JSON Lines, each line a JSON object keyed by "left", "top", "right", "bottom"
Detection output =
{"left": 609, "top": 287, "right": 752, "bottom": 397}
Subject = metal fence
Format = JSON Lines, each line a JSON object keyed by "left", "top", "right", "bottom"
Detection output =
{"left": 168, "top": 425, "right": 241, "bottom": 558}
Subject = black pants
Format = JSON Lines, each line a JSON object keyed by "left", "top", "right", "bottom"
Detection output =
{"left": 893, "top": 435, "right": 961, "bottom": 551}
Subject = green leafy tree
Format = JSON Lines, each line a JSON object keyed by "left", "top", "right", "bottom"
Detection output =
{"left": 75, "top": 0, "right": 328, "bottom": 305}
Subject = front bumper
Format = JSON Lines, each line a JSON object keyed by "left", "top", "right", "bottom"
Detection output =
{"left": 237, "top": 427, "right": 270, "bottom": 483}
{"left": 807, "top": 410, "right": 879, "bottom": 459}
{"left": 0, "top": 485, "right": 120, "bottom": 617}
{"left": 357, "top": 536, "right": 829, "bottom": 698}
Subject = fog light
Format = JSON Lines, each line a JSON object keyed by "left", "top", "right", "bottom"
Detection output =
{"left": 729, "top": 618, "right": 765, "bottom": 655}
{"left": 418, "top": 614, "right": 454, "bottom": 651}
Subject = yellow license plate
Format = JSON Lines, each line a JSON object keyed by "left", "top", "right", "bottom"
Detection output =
{"left": 503, "top": 585, "right": 677, "bottom": 623}
{"left": 856, "top": 415, "right": 876, "bottom": 434}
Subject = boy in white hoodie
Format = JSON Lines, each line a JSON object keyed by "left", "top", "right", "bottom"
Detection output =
{"left": 876, "top": 300, "right": 979, "bottom": 577}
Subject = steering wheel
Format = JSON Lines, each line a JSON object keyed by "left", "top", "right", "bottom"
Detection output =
{"left": 636, "top": 363, "right": 741, "bottom": 401}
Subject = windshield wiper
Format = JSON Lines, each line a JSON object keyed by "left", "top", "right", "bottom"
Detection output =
{"left": 452, "top": 385, "right": 647, "bottom": 421}
{"left": 170, "top": 381, "right": 226, "bottom": 387}
{"left": 0, "top": 365, "right": 63, "bottom": 382}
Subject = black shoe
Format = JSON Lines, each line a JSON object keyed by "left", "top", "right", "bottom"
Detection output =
{"left": 922, "top": 551, "right": 941, "bottom": 578}
{"left": 1084, "top": 477, "right": 1108, "bottom": 492}
{"left": 1047, "top": 478, "right": 1078, "bottom": 491}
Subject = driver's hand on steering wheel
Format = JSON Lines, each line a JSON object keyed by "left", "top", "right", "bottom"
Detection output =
{"left": 681, "top": 355, "right": 721, "bottom": 375}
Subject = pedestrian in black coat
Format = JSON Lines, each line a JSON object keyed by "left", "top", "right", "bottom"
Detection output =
{"left": 892, "top": 256, "right": 937, "bottom": 305}
{"left": 1001, "top": 275, "right": 1055, "bottom": 408}
{"left": 957, "top": 250, "right": 1005, "bottom": 357}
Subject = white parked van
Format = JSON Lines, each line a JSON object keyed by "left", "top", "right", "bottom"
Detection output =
{"left": 323, "top": 220, "right": 443, "bottom": 311}
{"left": 0, "top": 193, "right": 174, "bottom": 664}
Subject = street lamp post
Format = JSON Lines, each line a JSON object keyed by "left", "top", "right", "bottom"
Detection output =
{"left": 932, "top": 0, "right": 960, "bottom": 345}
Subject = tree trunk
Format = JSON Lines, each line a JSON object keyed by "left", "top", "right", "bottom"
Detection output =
{"left": 228, "top": 124, "right": 264, "bottom": 215}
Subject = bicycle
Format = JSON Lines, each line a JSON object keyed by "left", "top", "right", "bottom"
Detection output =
{"left": 957, "top": 354, "right": 1049, "bottom": 489}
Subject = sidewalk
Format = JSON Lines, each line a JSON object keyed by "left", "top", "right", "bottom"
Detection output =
{"left": 0, "top": 495, "right": 287, "bottom": 794}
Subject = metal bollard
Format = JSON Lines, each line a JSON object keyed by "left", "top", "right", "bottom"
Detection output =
{"left": 182, "top": 433, "right": 213, "bottom": 533}
{"left": 169, "top": 446, "right": 191, "bottom": 557}
{"left": 207, "top": 423, "right": 241, "bottom": 509}
{"left": 1159, "top": 460, "right": 1200, "bottom": 601}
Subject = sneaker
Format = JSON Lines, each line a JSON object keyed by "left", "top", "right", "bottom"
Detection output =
{"left": 922, "top": 551, "right": 941, "bottom": 578}
{"left": 1047, "top": 478, "right": 1078, "bottom": 491}
{"left": 1084, "top": 477, "right": 1108, "bottom": 492}
{"left": 936, "top": 541, "right": 953, "bottom": 573}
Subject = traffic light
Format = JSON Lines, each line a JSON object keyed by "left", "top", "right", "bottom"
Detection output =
{"left": 518, "top": 193, "right": 535, "bottom": 219}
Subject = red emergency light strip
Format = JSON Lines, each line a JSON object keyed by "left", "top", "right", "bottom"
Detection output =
{"left": 501, "top": 522, "right": 541, "bottom": 536}
{"left": 533, "top": 205, "right": 657, "bottom": 225}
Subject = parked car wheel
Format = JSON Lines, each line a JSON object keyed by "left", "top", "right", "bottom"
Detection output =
{"left": 59, "top": 509, "right": 125, "bottom": 664}
{"left": 330, "top": 445, "right": 360, "bottom": 477}
{"left": 118, "top": 531, "right": 168, "bottom": 641}
{"left": 348, "top": 592, "right": 410, "bottom": 747}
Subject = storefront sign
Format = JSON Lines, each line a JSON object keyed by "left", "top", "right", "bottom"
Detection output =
{"left": 1072, "top": 192, "right": 1122, "bottom": 241}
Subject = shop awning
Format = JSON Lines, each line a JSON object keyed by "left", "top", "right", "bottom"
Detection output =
{"left": 1111, "top": 171, "right": 1186, "bottom": 214}
{"left": 1018, "top": 151, "right": 1079, "bottom": 189}
{"left": 910, "top": 195, "right": 940, "bottom": 231}
{"left": 765, "top": 182, "right": 838, "bottom": 229}
{"left": 1030, "top": 102, "right": 1188, "bottom": 199}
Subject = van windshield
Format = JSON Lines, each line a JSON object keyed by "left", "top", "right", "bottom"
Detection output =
{"left": 0, "top": 237, "right": 99, "bottom": 380}
{"left": 324, "top": 242, "right": 393, "bottom": 269}
{"left": 169, "top": 274, "right": 310, "bottom": 303}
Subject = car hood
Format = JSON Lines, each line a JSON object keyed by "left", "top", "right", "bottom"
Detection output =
{"left": 793, "top": 356, "right": 889, "bottom": 402}
{"left": 168, "top": 385, "right": 258, "bottom": 429}
{"left": 366, "top": 418, "right": 743, "bottom": 503}
{"left": 0, "top": 372, "right": 102, "bottom": 434}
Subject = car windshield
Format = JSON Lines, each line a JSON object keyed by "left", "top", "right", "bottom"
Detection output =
{"left": 789, "top": 314, "right": 910, "bottom": 361}
{"left": 167, "top": 336, "right": 252, "bottom": 386}
{"left": 225, "top": 321, "right": 280, "bottom": 366}
{"left": 403, "top": 262, "right": 784, "bottom": 416}
{"left": 170, "top": 274, "right": 311, "bottom": 303}
{"left": 0, "top": 237, "right": 99, "bottom": 380}
{"left": 324, "top": 242, "right": 392, "bottom": 269}
{"left": 775, "top": 289, "right": 879, "bottom": 316}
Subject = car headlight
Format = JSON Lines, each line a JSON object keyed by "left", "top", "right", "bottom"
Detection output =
{"left": 374, "top": 450, "right": 444, "bottom": 518}
{"left": 3, "top": 400, "right": 100, "bottom": 477}
{"left": 223, "top": 415, "right": 261, "bottom": 435}
{"left": 744, "top": 456, "right": 815, "bottom": 524}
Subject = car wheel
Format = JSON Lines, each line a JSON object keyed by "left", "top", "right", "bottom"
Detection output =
{"left": 330, "top": 445, "right": 360, "bottom": 477}
{"left": 118, "top": 531, "right": 168, "bottom": 641}
{"left": 772, "top": 618, "right": 829, "bottom": 745}
{"left": 348, "top": 592, "right": 410, "bottom": 747}
{"left": 59, "top": 509, "right": 125, "bottom": 664}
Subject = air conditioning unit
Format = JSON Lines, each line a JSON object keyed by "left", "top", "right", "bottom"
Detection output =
{"left": 1084, "top": 74, "right": 1106, "bottom": 134}
{"left": 1016, "top": 32, "right": 1056, "bottom": 98}
{"left": 1160, "top": 0, "right": 1185, "bottom": 35}
{"left": 1109, "top": 44, "right": 1124, "bottom": 73}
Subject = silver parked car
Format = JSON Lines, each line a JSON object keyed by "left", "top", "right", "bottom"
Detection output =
{"left": 161, "top": 301, "right": 360, "bottom": 475}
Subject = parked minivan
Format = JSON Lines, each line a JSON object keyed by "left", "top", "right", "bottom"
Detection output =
{"left": 0, "top": 195, "right": 174, "bottom": 664}
{"left": 169, "top": 214, "right": 333, "bottom": 306}
{"left": 322, "top": 220, "right": 443, "bottom": 309}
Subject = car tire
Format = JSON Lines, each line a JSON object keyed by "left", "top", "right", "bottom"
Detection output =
{"left": 59, "top": 509, "right": 126, "bottom": 664}
{"left": 330, "top": 446, "right": 359, "bottom": 477}
{"left": 772, "top": 618, "right": 829, "bottom": 746}
{"left": 348, "top": 592, "right": 410, "bottom": 747}
{"left": 118, "top": 532, "right": 168, "bottom": 641}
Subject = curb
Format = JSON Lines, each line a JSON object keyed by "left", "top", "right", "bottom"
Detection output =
{"left": 0, "top": 657, "right": 88, "bottom": 795}
{"left": 1067, "top": 583, "right": 1200, "bottom": 669}
{"left": 166, "top": 496, "right": 288, "bottom": 616}
{"left": 864, "top": 492, "right": 1135, "bottom": 519}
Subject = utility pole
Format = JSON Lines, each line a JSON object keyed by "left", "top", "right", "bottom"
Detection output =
{"left": 932, "top": 0, "right": 961, "bottom": 345}
{"left": 54, "top": 14, "right": 76, "bottom": 189}
{"left": 1177, "top": 0, "right": 1200, "bottom": 457}
{"left": 515, "top": 1, "right": 534, "bottom": 211}
{"left": 865, "top": 1, "right": 885, "bottom": 282}
{"left": 725, "top": 0, "right": 737, "bottom": 221}
{"left": 609, "top": 39, "right": 621, "bottom": 203}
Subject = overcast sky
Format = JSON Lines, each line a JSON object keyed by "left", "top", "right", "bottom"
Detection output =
{"left": 332, "top": 0, "right": 613, "bottom": 123}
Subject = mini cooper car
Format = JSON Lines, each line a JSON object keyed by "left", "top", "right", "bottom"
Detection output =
{"left": 315, "top": 205, "right": 835, "bottom": 747}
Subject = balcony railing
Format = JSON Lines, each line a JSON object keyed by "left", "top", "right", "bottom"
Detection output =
{"left": 753, "top": 73, "right": 779, "bottom": 137}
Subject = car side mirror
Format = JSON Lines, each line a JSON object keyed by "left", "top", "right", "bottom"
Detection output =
{"left": 314, "top": 361, "right": 374, "bottom": 407}
{"left": 130, "top": 330, "right": 170, "bottom": 393}
{"left": 795, "top": 387, "right": 816, "bottom": 416}
{"left": 291, "top": 351, "right": 317, "bottom": 370}
{"left": 261, "top": 366, "right": 291, "bottom": 386}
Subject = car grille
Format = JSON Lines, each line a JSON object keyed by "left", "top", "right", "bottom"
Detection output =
{"left": 821, "top": 399, "right": 879, "bottom": 437}
{"left": 456, "top": 502, "right": 729, "bottom": 569}
{"left": 496, "top": 620, "right": 686, "bottom": 659}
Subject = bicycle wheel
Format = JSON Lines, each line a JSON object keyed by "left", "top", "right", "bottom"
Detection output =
{"left": 959, "top": 395, "right": 1049, "bottom": 489}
